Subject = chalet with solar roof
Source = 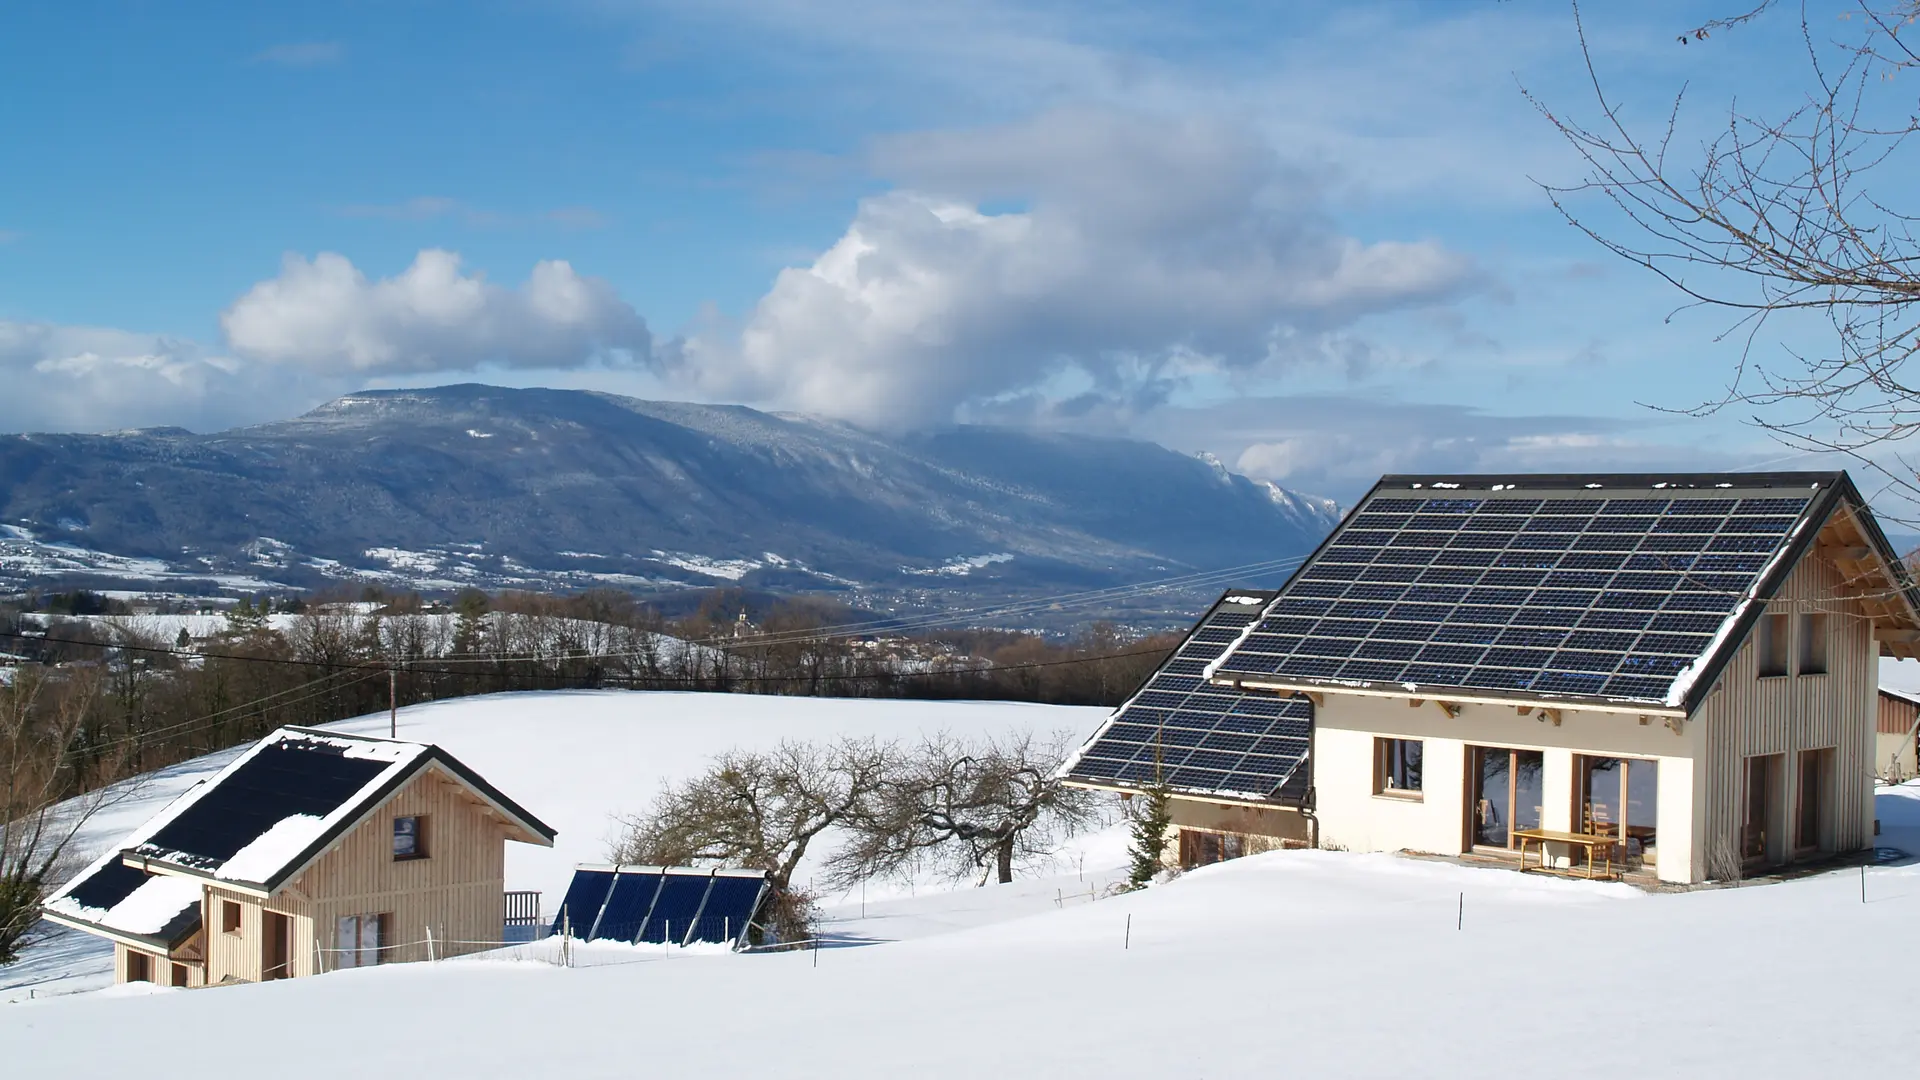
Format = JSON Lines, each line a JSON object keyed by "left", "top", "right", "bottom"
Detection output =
{"left": 41, "top": 726, "right": 556, "bottom": 986}
{"left": 1061, "top": 472, "right": 1920, "bottom": 884}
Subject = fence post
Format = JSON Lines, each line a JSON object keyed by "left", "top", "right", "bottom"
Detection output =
{"left": 427, "top": 925, "right": 436, "bottom": 962}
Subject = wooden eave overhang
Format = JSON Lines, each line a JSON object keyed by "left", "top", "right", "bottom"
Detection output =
{"left": 1808, "top": 486, "right": 1920, "bottom": 661}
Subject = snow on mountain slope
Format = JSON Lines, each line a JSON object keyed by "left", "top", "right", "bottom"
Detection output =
{"left": 0, "top": 384, "right": 1341, "bottom": 619}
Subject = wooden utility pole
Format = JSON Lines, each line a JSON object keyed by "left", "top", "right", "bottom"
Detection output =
{"left": 389, "top": 666, "right": 397, "bottom": 738}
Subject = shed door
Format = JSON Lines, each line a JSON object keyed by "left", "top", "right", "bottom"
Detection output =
{"left": 262, "top": 911, "right": 292, "bottom": 980}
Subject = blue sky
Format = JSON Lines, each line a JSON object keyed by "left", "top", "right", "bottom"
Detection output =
{"left": 0, "top": 1, "right": 1878, "bottom": 502}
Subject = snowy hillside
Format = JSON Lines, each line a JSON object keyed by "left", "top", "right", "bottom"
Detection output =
{"left": 1, "top": 690, "right": 1116, "bottom": 998}
{"left": 7, "top": 689, "right": 1920, "bottom": 1078}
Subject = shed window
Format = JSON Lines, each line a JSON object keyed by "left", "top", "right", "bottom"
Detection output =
{"left": 393, "top": 815, "right": 427, "bottom": 860}
{"left": 335, "top": 913, "right": 390, "bottom": 969}
{"left": 1374, "top": 738, "right": 1423, "bottom": 797}
{"left": 221, "top": 899, "right": 242, "bottom": 933}
{"left": 1755, "top": 613, "right": 1790, "bottom": 677}
{"left": 170, "top": 963, "right": 189, "bottom": 988}
{"left": 1796, "top": 613, "right": 1827, "bottom": 675}
{"left": 125, "top": 950, "right": 151, "bottom": 983}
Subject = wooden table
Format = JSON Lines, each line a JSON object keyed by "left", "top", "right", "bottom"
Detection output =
{"left": 1513, "top": 828, "right": 1621, "bottom": 880}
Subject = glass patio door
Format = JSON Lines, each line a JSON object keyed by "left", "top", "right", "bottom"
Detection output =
{"left": 1469, "top": 746, "right": 1544, "bottom": 850}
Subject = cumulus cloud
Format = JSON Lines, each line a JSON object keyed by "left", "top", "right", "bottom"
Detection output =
{"left": 0, "top": 321, "right": 287, "bottom": 433}
{"left": 221, "top": 249, "right": 653, "bottom": 375}
{"left": 672, "top": 108, "right": 1480, "bottom": 427}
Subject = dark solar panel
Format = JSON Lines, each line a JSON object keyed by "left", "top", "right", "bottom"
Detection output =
{"left": 591, "top": 871, "right": 665, "bottom": 942}
{"left": 1065, "top": 590, "right": 1313, "bottom": 801}
{"left": 686, "top": 873, "right": 768, "bottom": 947}
{"left": 559, "top": 867, "right": 769, "bottom": 946}
{"left": 1214, "top": 489, "right": 1815, "bottom": 704}
{"left": 133, "top": 737, "right": 392, "bottom": 872}
{"left": 635, "top": 874, "right": 715, "bottom": 945}
{"left": 551, "top": 868, "right": 616, "bottom": 936}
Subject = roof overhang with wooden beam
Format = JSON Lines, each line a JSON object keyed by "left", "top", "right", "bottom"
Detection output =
{"left": 1812, "top": 495, "right": 1920, "bottom": 661}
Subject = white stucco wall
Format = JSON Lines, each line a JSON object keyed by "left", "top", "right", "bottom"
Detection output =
{"left": 1308, "top": 695, "right": 1703, "bottom": 883}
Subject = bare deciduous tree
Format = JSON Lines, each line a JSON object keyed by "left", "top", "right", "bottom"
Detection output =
{"left": 609, "top": 737, "right": 897, "bottom": 943}
{"left": 828, "top": 730, "right": 1104, "bottom": 888}
{"left": 1, "top": 669, "right": 131, "bottom": 963}
{"left": 1532, "top": 1, "right": 1920, "bottom": 512}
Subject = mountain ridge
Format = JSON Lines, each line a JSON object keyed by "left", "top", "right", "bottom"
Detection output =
{"left": 0, "top": 384, "right": 1339, "bottom": 622}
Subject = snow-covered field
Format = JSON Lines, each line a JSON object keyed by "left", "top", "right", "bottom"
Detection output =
{"left": 6, "top": 689, "right": 1920, "bottom": 1078}
{"left": 0, "top": 690, "right": 1115, "bottom": 999}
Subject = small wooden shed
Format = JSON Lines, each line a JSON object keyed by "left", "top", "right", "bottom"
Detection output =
{"left": 43, "top": 726, "right": 556, "bottom": 986}
{"left": 1878, "top": 687, "right": 1920, "bottom": 782}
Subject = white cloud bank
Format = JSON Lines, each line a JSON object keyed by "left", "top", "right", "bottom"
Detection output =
{"left": 0, "top": 321, "right": 267, "bottom": 433}
{"left": 221, "top": 249, "right": 652, "bottom": 376}
{"left": 672, "top": 109, "right": 1480, "bottom": 428}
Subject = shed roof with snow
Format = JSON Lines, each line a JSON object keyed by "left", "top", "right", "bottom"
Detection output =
{"left": 43, "top": 726, "right": 556, "bottom": 952}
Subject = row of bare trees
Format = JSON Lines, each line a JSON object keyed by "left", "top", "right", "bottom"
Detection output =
{"left": 609, "top": 731, "right": 1105, "bottom": 943}
{"left": 0, "top": 586, "right": 1171, "bottom": 951}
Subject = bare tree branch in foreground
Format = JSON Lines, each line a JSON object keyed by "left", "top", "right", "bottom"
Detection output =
{"left": 2, "top": 669, "right": 135, "bottom": 963}
{"left": 1530, "top": 1, "right": 1920, "bottom": 517}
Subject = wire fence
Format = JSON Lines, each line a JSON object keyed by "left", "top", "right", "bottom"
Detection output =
{"left": 308, "top": 918, "right": 758, "bottom": 974}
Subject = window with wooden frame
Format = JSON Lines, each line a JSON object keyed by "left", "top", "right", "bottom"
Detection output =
{"left": 1755, "top": 612, "right": 1790, "bottom": 677}
{"left": 221, "top": 899, "right": 242, "bottom": 934}
{"left": 392, "top": 815, "right": 428, "bottom": 860}
{"left": 335, "top": 912, "right": 391, "bottom": 969}
{"left": 1373, "top": 738, "right": 1423, "bottom": 797}
{"left": 1575, "top": 756, "right": 1658, "bottom": 867}
{"left": 1178, "top": 830, "right": 1247, "bottom": 870}
{"left": 1795, "top": 613, "right": 1828, "bottom": 676}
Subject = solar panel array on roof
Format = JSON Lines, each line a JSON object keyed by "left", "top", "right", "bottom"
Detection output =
{"left": 1214, "top": 490, "right": 1815, "bottom": 704}
{"left": 551, "top": 865, "right": 768, "bottom": 948}
{"left": 45, "top": 860, "right": 204, "bottom": 947}
{"left": 131, "top": 736, "right": 395, "bottom": 871}
{"left": 1064, "top": 590, "right": 1314, "bottom": 802}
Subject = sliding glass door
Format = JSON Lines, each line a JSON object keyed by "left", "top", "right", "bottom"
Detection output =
{"left": 1576, "top": 756, "right": 1658, "bottom": 868}
{"left": 1469, "top": 746, "right": 1544, "bottom": 850}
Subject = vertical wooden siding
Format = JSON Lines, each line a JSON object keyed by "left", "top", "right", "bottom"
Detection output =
{"left": 1693, "top": 548, "right": 1877, "bottom": 877}
{"left": 1877, "top": 693, "right": 1918, "bottom": 735}
{"left": 295, "top": 765, "right": 510, "bottom": 971}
